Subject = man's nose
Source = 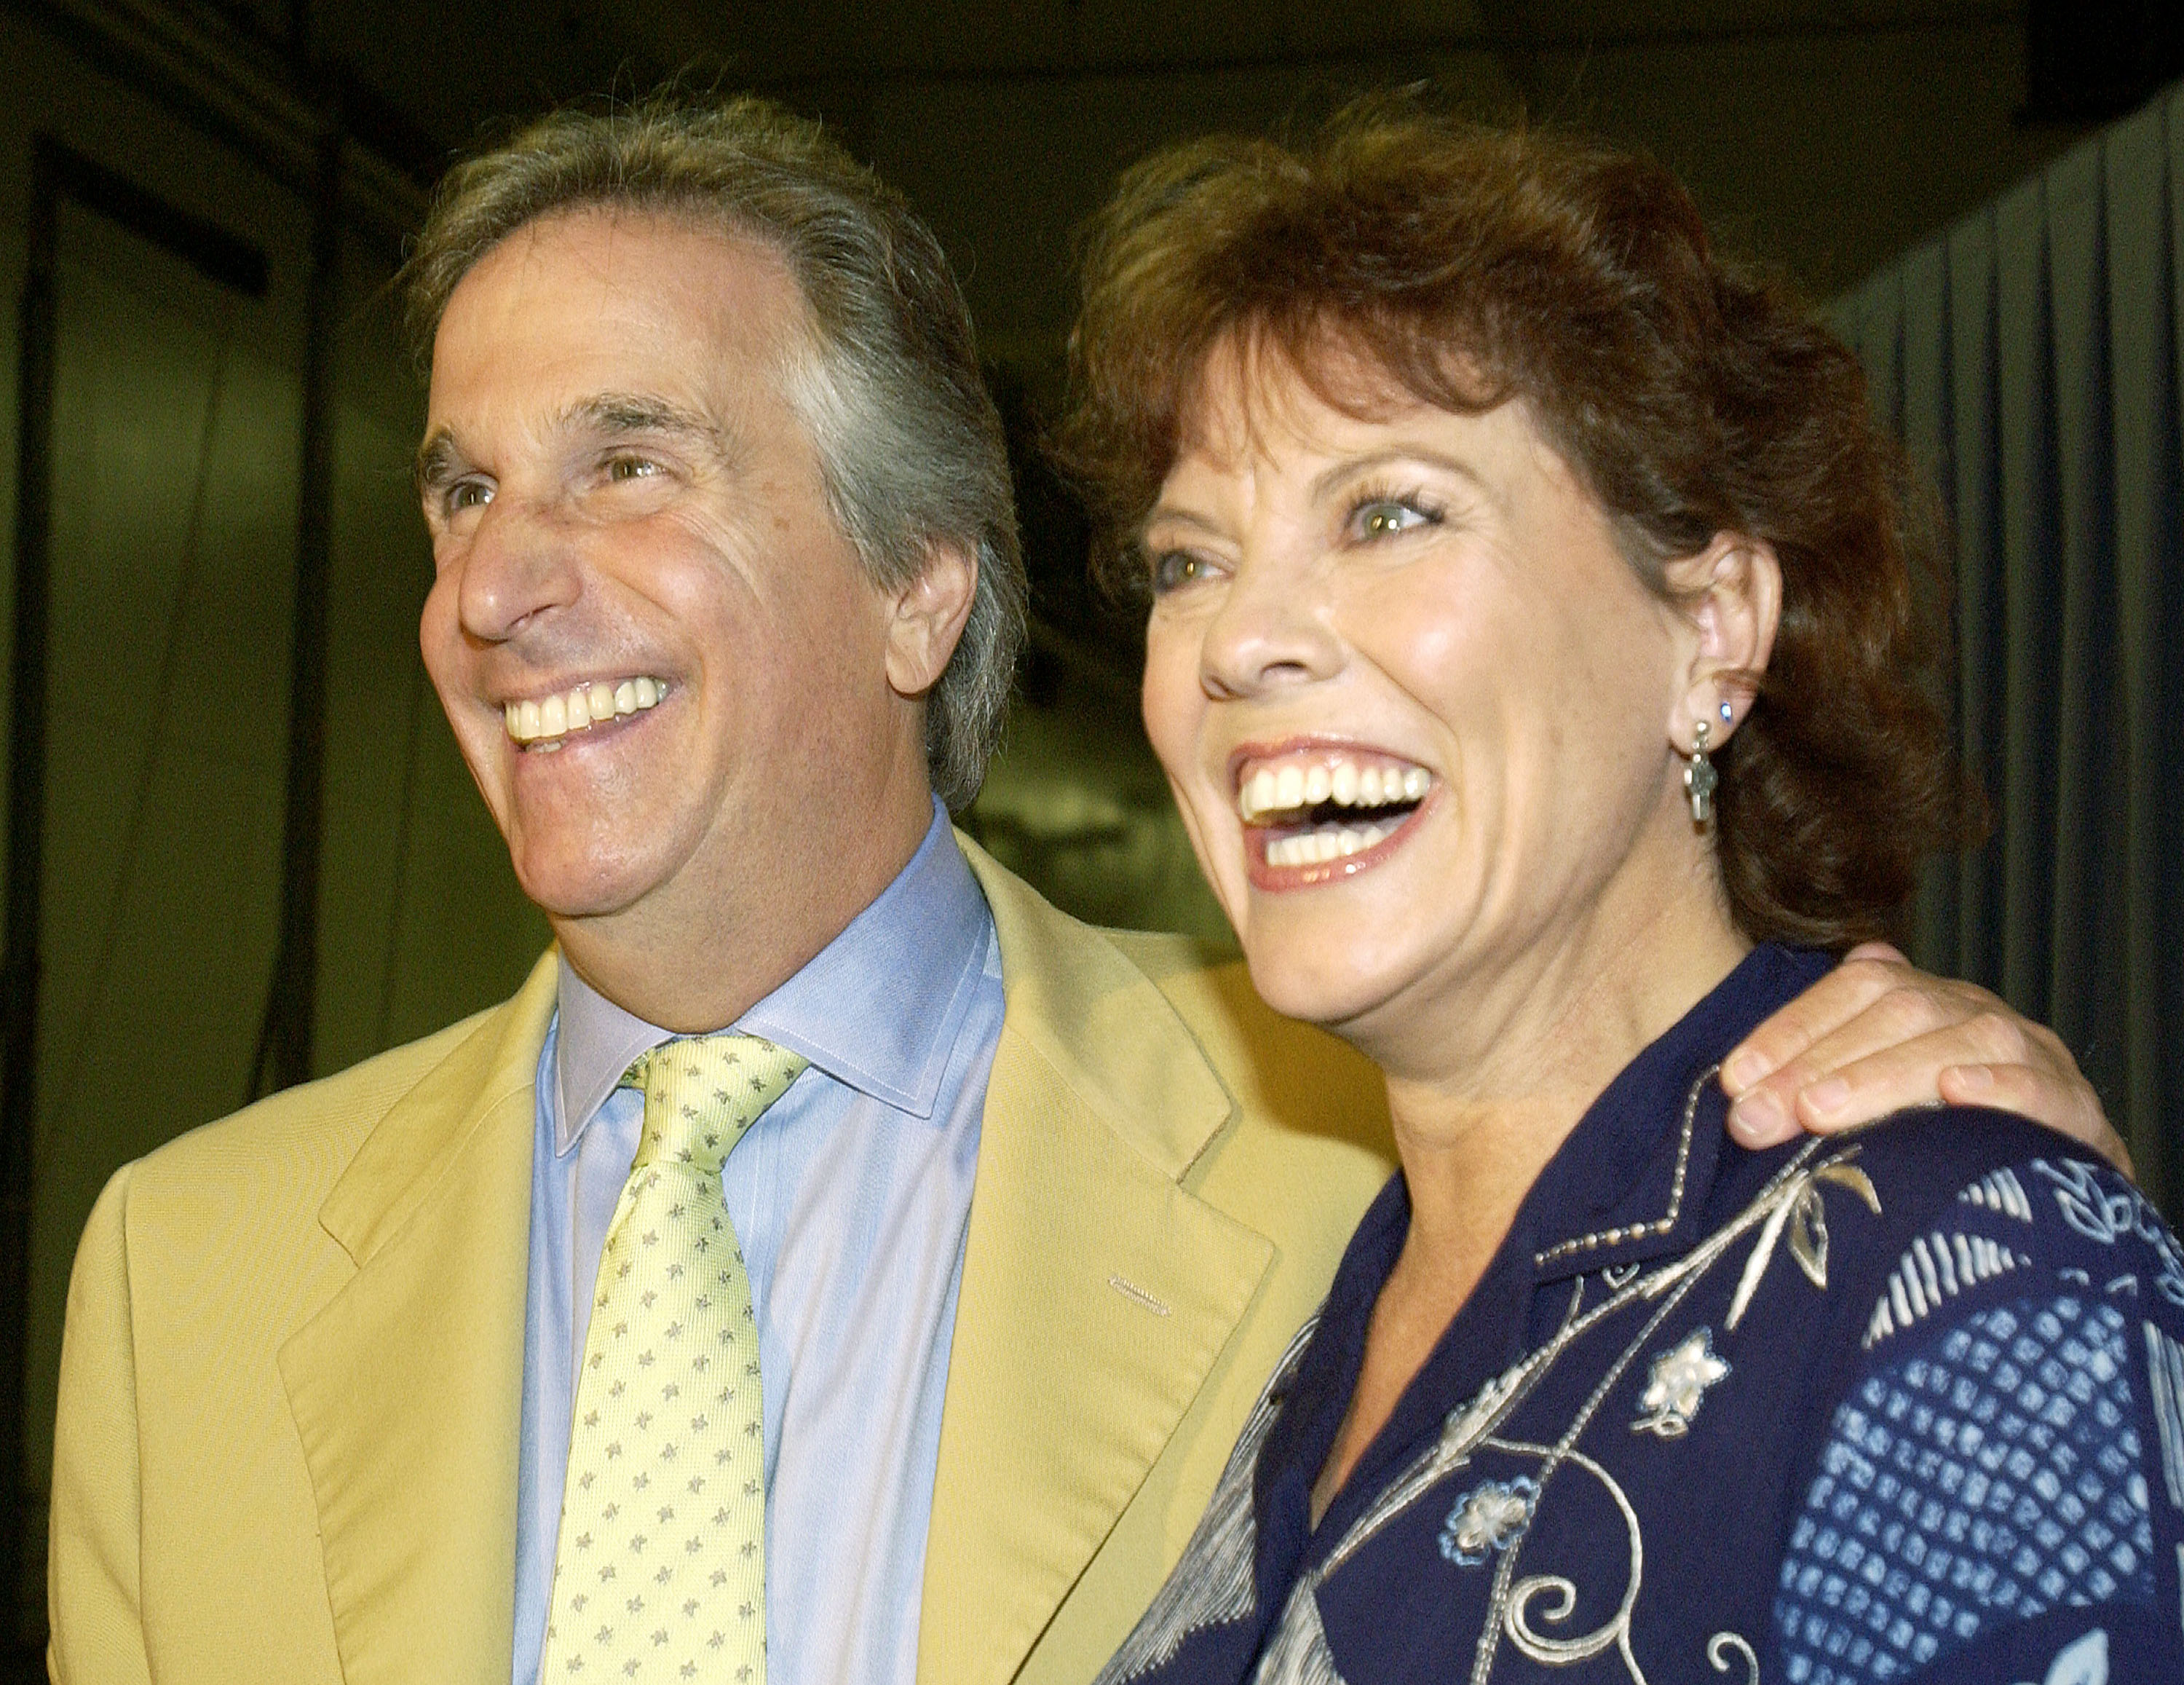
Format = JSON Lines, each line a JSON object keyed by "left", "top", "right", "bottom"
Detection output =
{"left": 1198, "top": 552, "right": 1342, "bottom": 701}
{"left": 456, "top": 492, "right": 581, "bottom": 644}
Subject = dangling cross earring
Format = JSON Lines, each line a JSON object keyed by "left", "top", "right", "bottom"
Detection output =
{"left": 1684, "top": 720, "right": 1718, "bottom": 825}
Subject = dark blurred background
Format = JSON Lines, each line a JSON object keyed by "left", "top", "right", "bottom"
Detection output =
{"left": 1, "top": 0, "right": 2181, "bottom": 1670}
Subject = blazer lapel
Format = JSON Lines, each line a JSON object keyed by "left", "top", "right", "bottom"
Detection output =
{"left": 278, "top": 953, "right": 558, "bottom": 1685}
{"left": 920, "top": 842, "right": 1275, "bottom": 1685}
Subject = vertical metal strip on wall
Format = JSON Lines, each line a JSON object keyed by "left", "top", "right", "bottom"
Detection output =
{"left": 0, "top": 143, "right": 60, "bottom": 1652}
{"left": 252, "top": 106, "right": 341, "bottom": 1099}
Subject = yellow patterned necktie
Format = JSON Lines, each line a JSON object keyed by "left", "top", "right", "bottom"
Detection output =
{"left": 541, "top": 1034, "right": 808, "bottom": 1682}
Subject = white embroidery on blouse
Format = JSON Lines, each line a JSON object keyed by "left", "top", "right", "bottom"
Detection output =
{"left": 1861, "top": 1228, "right": 2030, "bottom": 1349}
{"left": 1959, "top": 1166, "right": 2034, "bottom": 1222}
{"left": 2146, "top": 1320, "right": 2184, "bottom": 1512}
{"left": 2034, "top": 1159, "right": 2184, "bottom": 1308}
{"left": 1631, "top": 1327, "right": 1730, "bottom": 1438}
{"left": 1439, "top": 1475, "right": 1540, "bottom": 1566}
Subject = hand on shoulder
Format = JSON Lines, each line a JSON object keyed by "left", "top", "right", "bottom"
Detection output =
{"left": 1717, "top": 942, "right": 2127, "bottom": 1175}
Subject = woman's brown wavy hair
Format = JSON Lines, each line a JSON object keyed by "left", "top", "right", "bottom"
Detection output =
{"left": 1056, "top": 105, "right": 1971, "bottom": 950}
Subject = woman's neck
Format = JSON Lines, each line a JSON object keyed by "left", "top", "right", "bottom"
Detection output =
{"left": 1307, "top": 880, "right": 1749, "bottom": 1526}
{"left": 1373, "top": 850, "right": 1752, "bottom": 1271}
{"left": 1358, "top": 877, "right": 1746, "bottom": 1380}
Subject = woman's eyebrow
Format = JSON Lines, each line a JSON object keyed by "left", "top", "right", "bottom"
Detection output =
{"left": 1309, "top": 445, "right": 1491, "bottom": 502}
{"left": 1141, "top": 505, "right": 1227, "bottom": 539}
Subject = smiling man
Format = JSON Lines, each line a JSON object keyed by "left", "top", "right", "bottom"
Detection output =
{"left": 47, "top": 94, "right": 2117, "bottom": 1685}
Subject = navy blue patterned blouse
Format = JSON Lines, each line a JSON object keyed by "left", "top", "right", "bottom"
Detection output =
{"left": 1096, "top": 945, "right": 2184, "bottom": 1685}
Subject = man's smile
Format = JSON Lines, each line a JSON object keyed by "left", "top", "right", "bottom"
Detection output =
{"left": 503, "top": 674, "right": 670, "bottom": 748}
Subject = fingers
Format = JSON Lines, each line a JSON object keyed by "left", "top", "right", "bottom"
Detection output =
{"left": 1721, "top": 945, "right": 1915, "bottom": 1100}
{"left": 1724, "top": 954, "right": 1994, "bottom": 1143}
{"left": 1717, "top": 955, "right": 2131, "bottom": 1177}
{"left": 1725, "top": 1023, "right": 2011, "bottom": 1148}
{"left": 1939, "top": 1063, "right": 2134, "bottom": 1177}
{"left": 1727, "top": 1002, "right": 2041, "bottom": 1144}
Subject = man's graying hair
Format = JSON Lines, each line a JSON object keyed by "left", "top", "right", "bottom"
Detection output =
{"left": 402, "top": 92, "right": 1026, "bottom": 810}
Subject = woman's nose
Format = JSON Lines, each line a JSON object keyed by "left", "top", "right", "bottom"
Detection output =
{"left": 455, "top": 494, "right": 580, "bottom": 644}
{"left": 1198, "top": 554, "right": 1342, "bottom": 700}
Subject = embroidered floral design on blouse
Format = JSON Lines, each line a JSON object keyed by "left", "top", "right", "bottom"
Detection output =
{"left": 1439, "top": 1475, "right": 1540, "bottom": 1567}
{"left": 1632, "top": 1326, "right": 1730, "bottom": 1437}
{"left": 1727, "top": 1153, "right": 1882, "bottom": 1329}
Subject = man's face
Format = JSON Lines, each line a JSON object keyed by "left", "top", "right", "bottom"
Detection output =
{"left": 418, "top": 210, "right": 938, "bottom": 1007}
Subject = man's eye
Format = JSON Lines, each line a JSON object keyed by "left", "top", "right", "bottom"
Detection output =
{"left": 607, "top": 456, "right": 661, "bottom": 481}
{"left": 446, "top": 480, "right": 492, "bottom": 513}
{"left": 1149, "top": 549, "right": 1213, "bottom": 595}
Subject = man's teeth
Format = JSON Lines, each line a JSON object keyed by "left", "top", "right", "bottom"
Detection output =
{"left": 1265, "top": 818, "right": 1404, "bottom": 868}
{"left": 505, "top": 676, "right": 665, "bottom": 743}
{"left": 1238, "top": 758, "right": 1431, "bottom": 821}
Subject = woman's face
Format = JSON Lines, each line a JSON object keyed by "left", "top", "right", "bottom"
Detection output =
{"left": 1140, "top": 349, "right": 1721, "bottom": 1059}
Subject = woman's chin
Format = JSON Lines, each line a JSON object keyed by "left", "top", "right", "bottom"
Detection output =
{"left": 1241, "top": 940, "right": 1409, "bottom": 1035}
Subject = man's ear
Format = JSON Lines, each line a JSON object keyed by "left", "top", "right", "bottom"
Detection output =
{"left": 885, "top": 542, "right": 978, "bottom": 700}
{"left": 1661, "top": 531, "right": 1781, "bottom": 750}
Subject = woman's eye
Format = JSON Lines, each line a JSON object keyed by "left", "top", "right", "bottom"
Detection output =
{"left": 608, "top": 456, "right": 660, "bottom": 482}
{"left": 446, "top": 480, "right": 491, "bottom": 513}
{"left": 1356, "top": 500, "right": 1433, "bottom": 538}
{"left": 1150, "top": 549, "right": 1213, "bottom": 595}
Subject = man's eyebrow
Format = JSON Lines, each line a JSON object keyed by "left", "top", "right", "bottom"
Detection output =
{"left": 415, "top": 428, "right": 462, "bottom": 497}
{"left": 562, "top": 392, "right": 728, "bottom": 453}
{"left": 414, "top": 394, "right": 736, "bottom": 499}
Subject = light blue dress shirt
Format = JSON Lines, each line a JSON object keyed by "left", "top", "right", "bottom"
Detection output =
{"left": 513, "top": 805, "right": 1002, "bottom": 1685}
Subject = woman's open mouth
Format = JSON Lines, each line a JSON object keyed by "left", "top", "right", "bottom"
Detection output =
{"left": 1233, "top": 747, "right": 1433, "bottom": 887}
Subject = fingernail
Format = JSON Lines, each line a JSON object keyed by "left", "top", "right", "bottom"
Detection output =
{"left": 1951, "top": 1064, "right": 1994, "bottom": 1093}
{"left": 1805, "top": 1076, "right": 1851, "bottom": 1118}
{"left": 1723, "top": 1050, "right": 1767, "bottom": 1092}
{"left": 1729, "top": 1089, "right": 1787, "bottom": 1141}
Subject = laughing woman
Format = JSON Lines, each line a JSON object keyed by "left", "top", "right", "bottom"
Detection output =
{"left": 1062, "top": 114, "right": 2184, "bottom": 1685}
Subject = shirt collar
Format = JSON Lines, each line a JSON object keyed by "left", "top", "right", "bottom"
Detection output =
{"left": 553, "top": 800, "right": 993, "bottom": 1155}
{"left": 1517, "top": 942, "right": 1835, "bottom": 1282}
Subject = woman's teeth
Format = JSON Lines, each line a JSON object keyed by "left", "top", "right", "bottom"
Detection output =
{"left": 1264, "top": 818, "right": 1404, "bottom": 868}
{"left": 1235, "top": 754, "right": 1431, "bottom": 874}
{"left": 505, "top": 676, "right": 665, "bottom": 745}
{"left": 1236, "top": 757, "right": 1432, "bottom": 822}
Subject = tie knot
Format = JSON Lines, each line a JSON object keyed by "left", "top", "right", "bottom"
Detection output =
{"left": 620, "top": 1033, "right": 808, "bottom": 1178}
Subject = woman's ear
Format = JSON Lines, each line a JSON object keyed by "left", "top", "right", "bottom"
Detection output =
{"left": 885, "top": 542, "right": 979, "bottom": 700}
{"left": 1662, "top": 531, "right": 1781, "bottom": 751}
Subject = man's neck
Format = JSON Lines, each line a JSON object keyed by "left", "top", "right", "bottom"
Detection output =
{"left": 553, "top": 792, "right": 940, "bottom": 1033}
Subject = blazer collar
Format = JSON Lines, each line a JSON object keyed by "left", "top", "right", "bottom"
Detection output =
{"left": 952, "top": 831, "right": 1234, "bottom": 1177}
{"left": 919, "top": 836, "right": 1276, "bottom": 1685}
{"left": 278, "top": 950, "right": 559, "bottom": 1685}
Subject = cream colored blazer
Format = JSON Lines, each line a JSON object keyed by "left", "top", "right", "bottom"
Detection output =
{"left": 48, "top": 840, "right": 1393, "bottom": 1685}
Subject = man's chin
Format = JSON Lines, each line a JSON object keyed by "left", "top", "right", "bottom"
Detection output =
{"left": 511, "top": 852, "right": 665, "bottom": 926}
